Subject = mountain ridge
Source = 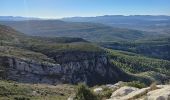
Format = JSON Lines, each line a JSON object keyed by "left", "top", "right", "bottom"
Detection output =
{"left": 0, "top": 16, "right": 41, "bottom": 21}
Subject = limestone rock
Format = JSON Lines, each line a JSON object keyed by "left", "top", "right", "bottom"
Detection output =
{"left": 120, "top": 87, "right": 150, "bottom": 100}
{"left": 107, "top": 85, "right": 170, "bottom": 100}
{"left": 67, "top": 97, "right": 74, "bottom": 100}
{"left": 147, "top": 85, "right": 170, "bottom": 100}
{"left": 110, "top": 86, "right": 139, "bottom": 98}
{"left": 0, "top": 52, "right": 129, "bottom": 86}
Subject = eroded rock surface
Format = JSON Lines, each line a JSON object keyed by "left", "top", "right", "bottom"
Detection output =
{"left": 147, "top": 85, "right": 170, "bottom": 100}
{"left": 108, "top": 86, "right": 139, "bottom": 100}
{"left": 0, "top": 52, "right": 129, "bottom": 86}
{"left": 106, "top": 83, "right": 170, "bottom": 100}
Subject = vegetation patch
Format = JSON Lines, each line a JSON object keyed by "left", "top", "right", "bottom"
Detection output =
{"left": 0, "top": 80, "right": 75, "bottom": 100}
{"left": 74, "top": 83, "right": 99, "bottom": 100}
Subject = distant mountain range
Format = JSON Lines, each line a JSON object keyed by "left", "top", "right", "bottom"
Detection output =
{"left": 62, "top": 15, "right": 170, "bottom": 22}
{"left": 0, "top": 16, "right": 40, "bottom": 21}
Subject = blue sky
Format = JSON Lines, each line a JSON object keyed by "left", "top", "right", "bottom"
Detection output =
{"left": 1, "top": 0, "right": 170, "bottom": 18}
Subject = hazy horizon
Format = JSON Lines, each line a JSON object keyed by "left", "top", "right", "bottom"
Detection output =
{"left": 1, "top": 14, "right": 170, "bottom": 19}
{"left": 1, "top": 0, "right": 170, "bottom": 18}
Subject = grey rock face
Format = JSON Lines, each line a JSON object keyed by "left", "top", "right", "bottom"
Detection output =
{"left": 0, "top": 52, "right": 128, "bottom": 85}
{"left": 107, "top": 84, "right": 170, "bottom": 100}
{"left": 110, "top": 86, "right": 139, "bottom": 99}
{"left": 147, "top": 85, "right": 170, "bottom": 100}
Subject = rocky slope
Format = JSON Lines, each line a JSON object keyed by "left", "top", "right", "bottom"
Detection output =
{"left": 0, "top": 50, "right": 132, "bottom": 86}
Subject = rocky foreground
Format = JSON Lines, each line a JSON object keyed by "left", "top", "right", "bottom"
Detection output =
{"left": 92, "top": 82, "right": 170, "bottom": 100}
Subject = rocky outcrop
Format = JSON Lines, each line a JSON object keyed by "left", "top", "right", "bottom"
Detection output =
{"left": 0, "top": 56, "right": 62, "bottom": 84}
{"left": 147, "top": 85, "right": 170, "bottom": 100}
{"left": 110, "top": 86, "right": 139, "bottom": 99}
{"left": 0, "top": 52, "right": 129, "bottom": 86}
{"left": 106, "top": 81, "right": 125, "bottom": 90}
{"left": 106, "top": 82, "right": 170, "bottom": 100}
{"left": 119, "top": 87, "right": 150, "bottom": 100}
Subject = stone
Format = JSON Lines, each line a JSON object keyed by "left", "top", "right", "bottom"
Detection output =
{"left": 107, "top": 85, "right": 170, "bottom": 100}
{"left": 110, "top": 86, "right": 139, "bottom": 98}
{"left": 93, "top": 87, "right": 103, "bottom": 94}
{"left": 67, "top": 97, "right": 74, "bottom": 100}
{"left": 147, "top": 85, "right": 170, "bottom": 100}
{"left": 106, "top": 84, "right": 120, "bottom": 91}
{"left": 120, "top": 87, "right": 150, "bottom": 100}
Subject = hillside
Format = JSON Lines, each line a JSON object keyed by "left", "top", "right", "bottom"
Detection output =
{"left": 0, "top": 24, "right": 24, "bottom": 41}
{"left": 100, "top": 36, "right": 170, "bottom": 60}
{"left": 0, "top": 20, "right": 153, "bottom": 42}
{"left": 107, "top": 49, "right": 170, "bottom": 83}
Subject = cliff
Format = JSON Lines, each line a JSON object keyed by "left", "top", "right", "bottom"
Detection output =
{"left": 0, "top": 51, "right": 130, "bottom": 86}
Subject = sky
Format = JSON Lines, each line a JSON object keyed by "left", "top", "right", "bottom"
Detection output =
{"left": 0, "top": 0, "right": 170, "bottom": 18}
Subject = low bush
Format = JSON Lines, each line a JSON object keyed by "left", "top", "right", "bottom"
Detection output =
{"left": 14, "top": 96, "right": 30, "bottom": 100}
{"left": 99, "top": 87, "right": 113, "bottom": 99}
{"left": 74, "top": 83, "right": 98, "bottom": 100}
{"left": 124, "top": 81, "right": 146, "bottom": 89}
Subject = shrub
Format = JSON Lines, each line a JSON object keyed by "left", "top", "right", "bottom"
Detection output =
{"left": 99, "top": 87, "right": 112, "bottom": 99}
{"left": 74, "top": 83, "right": 98, "bottom": 100}
{"left": 14, "top": 96, "right": 30, "bottom": 100}
{"left": 125, "top": 81, "right": 146, "bottom": 89}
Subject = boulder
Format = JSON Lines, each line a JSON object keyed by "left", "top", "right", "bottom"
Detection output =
{"left": 147, "top": 85, "right": 170, "bottom": 100}
{"left": 67, "top": 97, "right": 74, "bottom": 100}
{"left": 110, "top": 86, "right": 139, "bottom": 98}
{"left": 107, "top": 85, "right": 170, "bottom": 100}
{"left": 120, "top": 87, "right": 150, "bottom": 100}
